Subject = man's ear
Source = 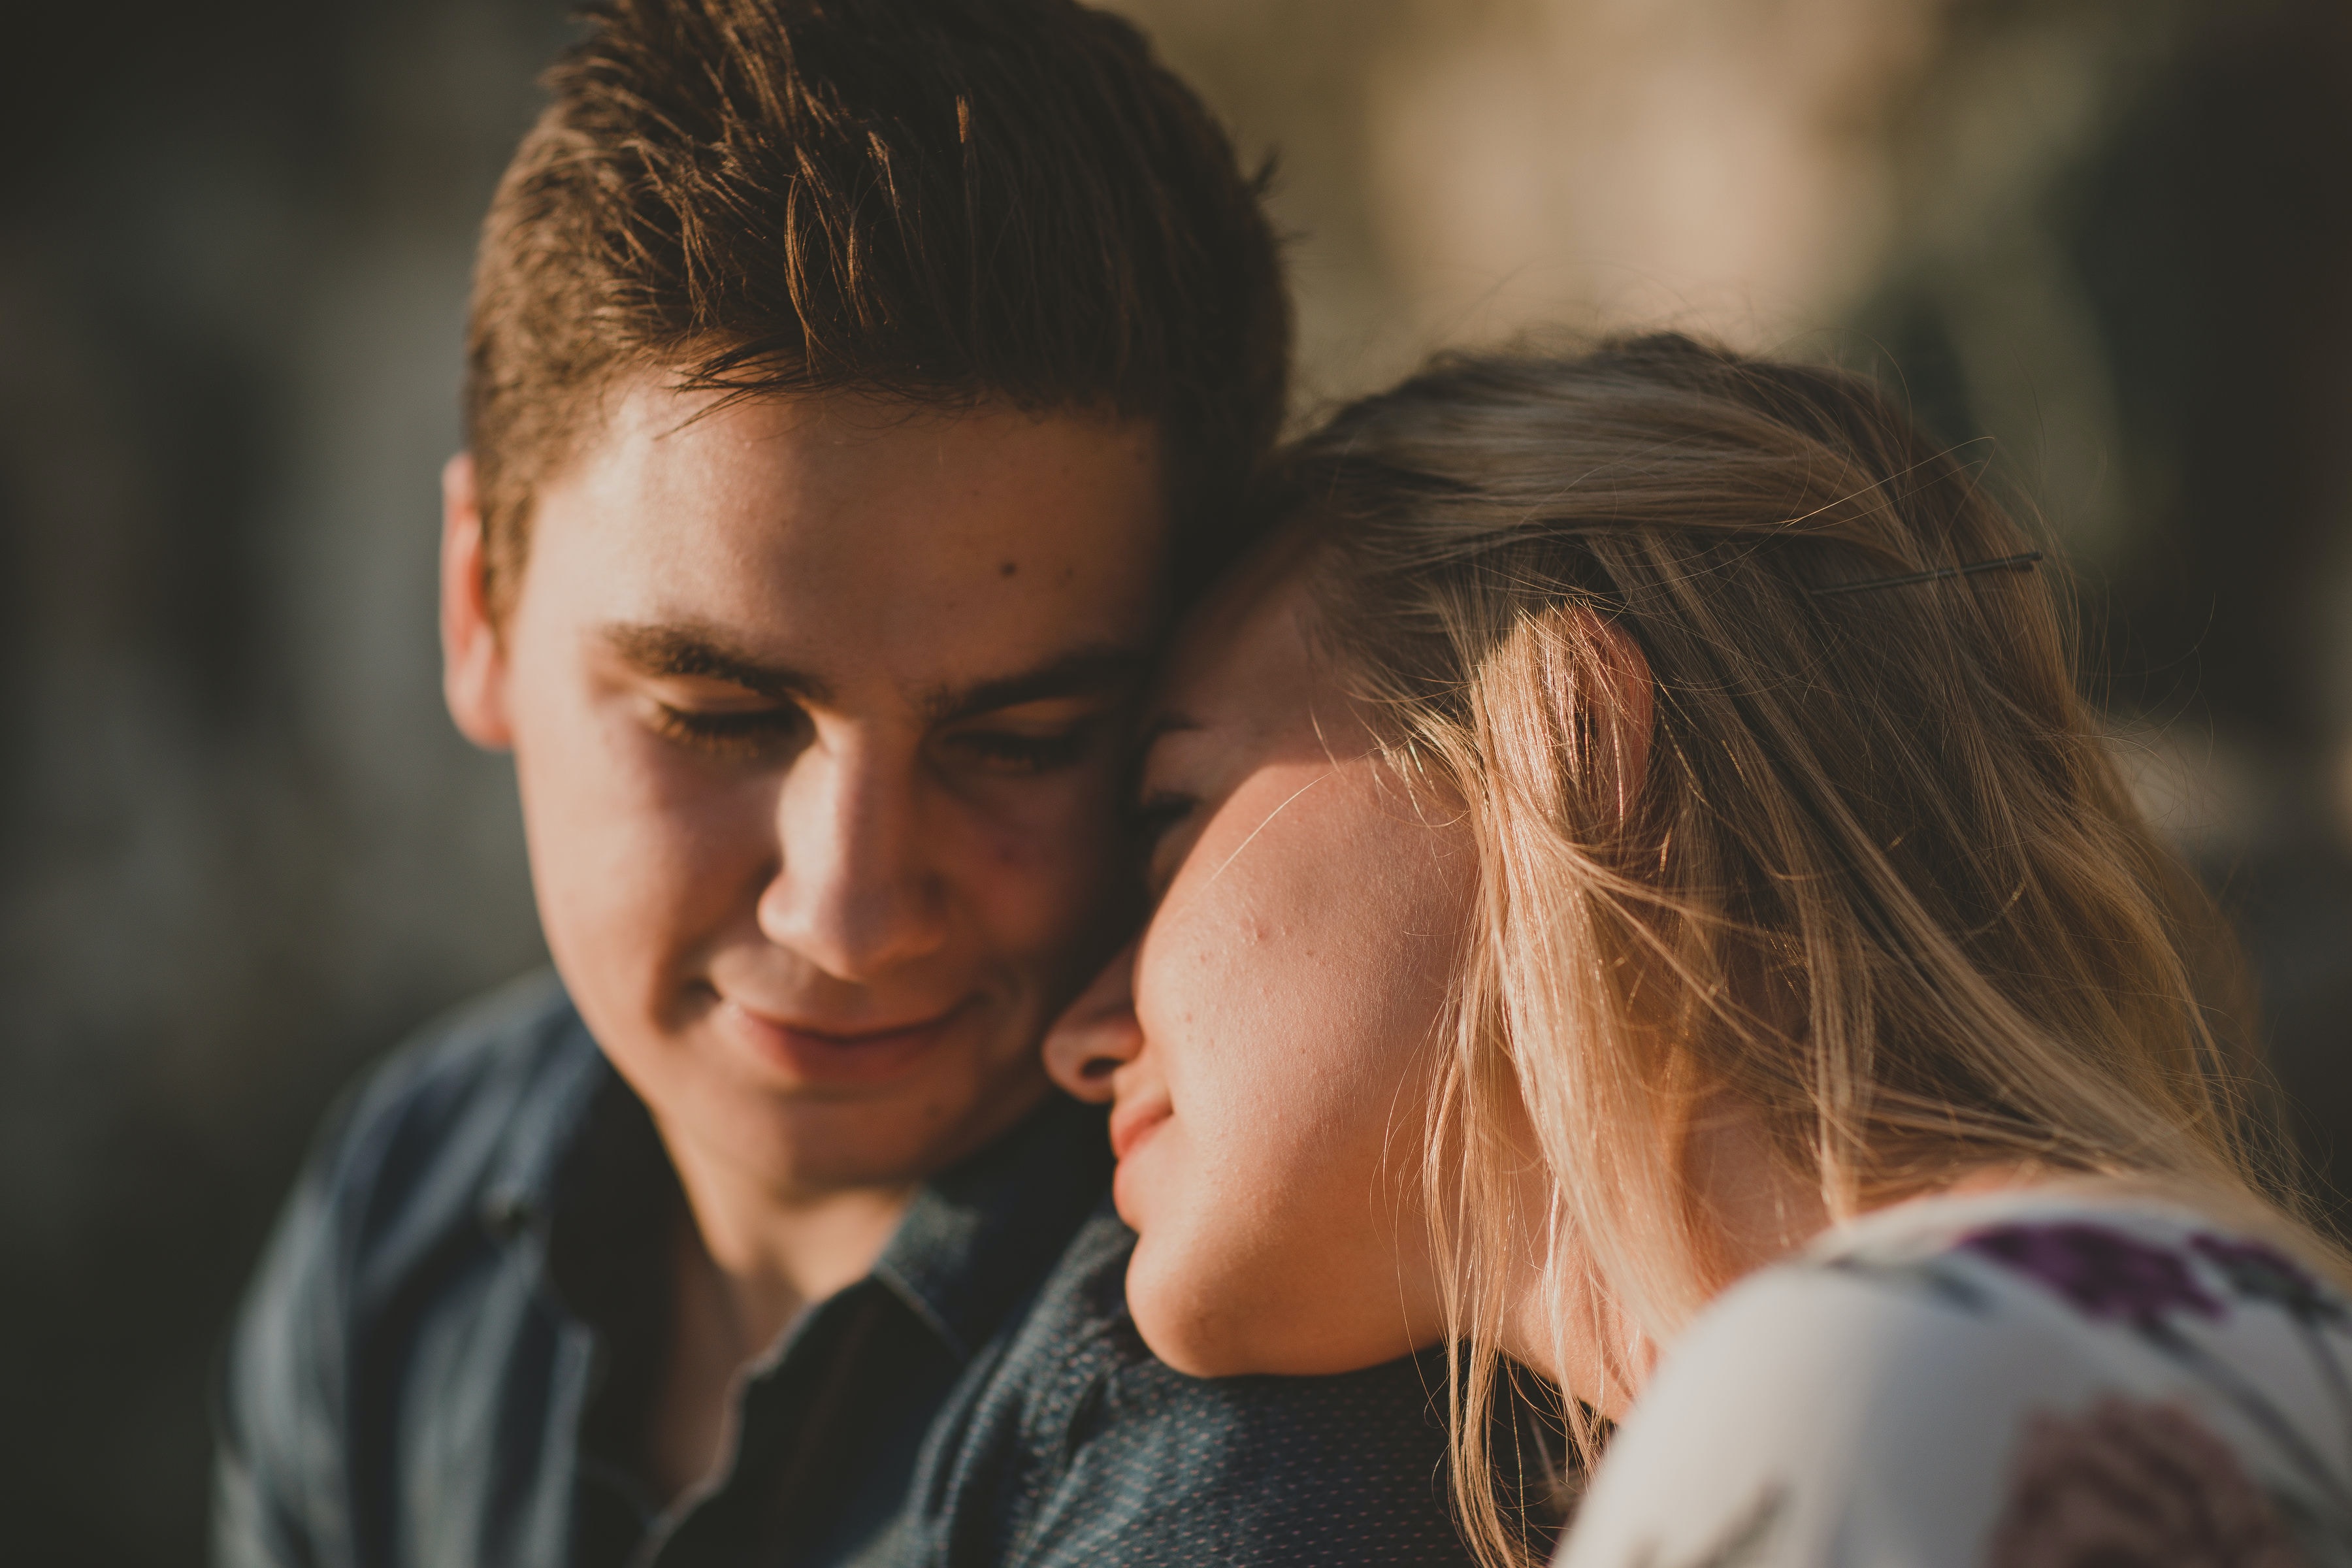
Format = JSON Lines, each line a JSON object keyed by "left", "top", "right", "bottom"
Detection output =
{"left": 441, "top": 453, "right": 515, "bottom": 751}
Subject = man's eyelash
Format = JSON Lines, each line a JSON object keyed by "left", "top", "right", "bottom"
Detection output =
{"left": 956, "top": 727, "right": 1094, "bottom": 773}
{"left": 650, "top": 705, "right": 802, "bottom": 756}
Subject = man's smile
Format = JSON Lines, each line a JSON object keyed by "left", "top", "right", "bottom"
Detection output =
{"left": 711, "top": 991, "right": 980, "bottom": 1088}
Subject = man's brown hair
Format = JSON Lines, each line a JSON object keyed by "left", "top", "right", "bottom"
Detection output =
{"left": 465, "top": 0, "right": 1290, "bottom": 618}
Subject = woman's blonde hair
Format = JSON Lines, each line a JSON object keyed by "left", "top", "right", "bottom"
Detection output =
{"left": 1279, "top": 335, "right": 2325, "bottom": 1566}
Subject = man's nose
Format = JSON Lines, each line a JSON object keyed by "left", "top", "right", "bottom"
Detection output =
{"left": 1042, "top": 941, "right": 1143, "bottom": 1103}
{"left": 757, "top": 736, "right": 949, "bottom": 983}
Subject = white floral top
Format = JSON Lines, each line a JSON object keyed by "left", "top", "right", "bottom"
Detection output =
{"left": 1556, "top": 1191, "right": 2352, "bottom": 1568}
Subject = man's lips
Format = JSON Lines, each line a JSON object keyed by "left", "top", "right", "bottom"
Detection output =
{"left": 714, "top": 994, "right": 974, "bottom": 1087}
{"left": 1107, "top": 1095, "right": 1172, "bottom": 1162}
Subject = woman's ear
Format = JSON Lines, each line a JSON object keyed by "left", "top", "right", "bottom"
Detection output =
{"left": 1479, "top": 604, "right": 1656, "bottom": 832}
{"left": 1592, "top": 617, "right": 1653, "bottom": 825}
{"left": 440, "top": 453, "right": 515, "bottom": 751}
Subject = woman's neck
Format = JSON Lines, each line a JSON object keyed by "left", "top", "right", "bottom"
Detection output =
{"left": 1498, "top": 1101, "right": 2066, "bottom": 1416}
{"left": 1494, "top": 1096, "right": 1831, "bottom": 1418}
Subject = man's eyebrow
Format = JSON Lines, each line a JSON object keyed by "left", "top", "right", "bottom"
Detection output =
{"left": 923, "top": 646, "right": 1152, "bottom": 723}
{"left": 598, "top": 622, "right": 831, "bottom": 703}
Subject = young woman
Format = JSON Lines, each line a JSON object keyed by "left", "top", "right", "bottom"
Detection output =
{"left": 1043, "top": 336, "right": 2352, "bottom": 1567}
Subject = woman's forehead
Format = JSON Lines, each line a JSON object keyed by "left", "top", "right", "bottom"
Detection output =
{"left": 1153, "top": 559, "right": 1321, "bottom": 737}
{"left": 1145, "top": 566, "right": 1394, "bottom": 784}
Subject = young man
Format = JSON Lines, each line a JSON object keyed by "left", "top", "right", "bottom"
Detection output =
{"left": 212, "top": 3, "right": 1477, "bottom": 1565}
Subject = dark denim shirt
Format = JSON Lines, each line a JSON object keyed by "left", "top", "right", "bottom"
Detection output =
{"left": 213, "top": 973, "right": 1477, "bottom": 1567}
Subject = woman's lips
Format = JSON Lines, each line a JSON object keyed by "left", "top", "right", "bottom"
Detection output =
{"left": 715, "top": 996, "right": 972, "bottom": 1088}
{"left": 1107, "top": 1096, "right": 1172, "bottom": 1162}
{"left": 1107, "top": 1096, "right": 1172, "bottom": 1229}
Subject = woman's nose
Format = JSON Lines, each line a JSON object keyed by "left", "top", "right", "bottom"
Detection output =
{"left": 1043, "top": 941, "right": 1143, "bottom": 1103}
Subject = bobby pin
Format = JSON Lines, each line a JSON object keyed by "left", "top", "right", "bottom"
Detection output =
{"left": 1811, "top": 551, "right": 2044, "bottom": 598}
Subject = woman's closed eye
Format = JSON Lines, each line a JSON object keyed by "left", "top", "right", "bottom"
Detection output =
{"left": 1132, "top": 788, "right": 1197, "bottom": 844}
{"left": 1132, "top": 787, "right": 1200, "bottom": 889}
{"left": 1128, "top": 714, "right": 1205, "bottom": 875}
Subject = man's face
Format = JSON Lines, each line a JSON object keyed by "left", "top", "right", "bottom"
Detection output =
{"left": 446, "top": 380, "right": 1167, "bottom": 1197}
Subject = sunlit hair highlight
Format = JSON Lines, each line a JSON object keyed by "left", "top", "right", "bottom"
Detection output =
{"left": 1278, "top": 334, "right": 2319, "bottom": 1566}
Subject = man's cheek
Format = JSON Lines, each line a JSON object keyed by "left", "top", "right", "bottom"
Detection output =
{"left": 966, "top": 772, "right": 1123, "bottom": 879}
{"left": 591, "top": 715, "right": 781, "bottom": 861}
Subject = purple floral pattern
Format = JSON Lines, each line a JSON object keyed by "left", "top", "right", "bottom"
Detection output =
{"left": 1964, "top": 1221, "right": 2225, "bottom": 1328}
{"left": 1983, "top": 1397, "right": 2311, "bottom": 1568}
{"left": 2193, "top": 1234, "right": 2348, "bottom": 1328}
{"left": 1568, "top": 1207, "right": 2352, "bottom": 1568}
{"left": 1914, "top": 1215, "right": 2352, "bottom": 1552}
{"left": 1959, "top": 1219, "right": 2352, "bottom": 1523}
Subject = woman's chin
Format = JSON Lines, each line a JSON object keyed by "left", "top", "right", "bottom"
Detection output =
{"left": 1124, "top": 1239, "right": 1427, "bottom": 1379}
{"left": 1108, "top": 1152, "right": 1160, "bottom": 1235}
{"left": 1128, "top": 1314, "right": 1240, "bottom": 1379}
{"left": 1123, "top": 1241, "right": 1271, "bottom": 1377}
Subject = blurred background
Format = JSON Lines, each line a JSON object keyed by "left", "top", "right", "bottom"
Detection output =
{"left": 3, "top": 0, "right": 2347, "bottom": 1560}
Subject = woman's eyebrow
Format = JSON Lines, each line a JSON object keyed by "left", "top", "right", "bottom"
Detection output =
{"left": 1134, "top": 711, "right": 1203, "bottom": 757}
{"left": 921, "top": 646, "right": 1151, "bottom": 723}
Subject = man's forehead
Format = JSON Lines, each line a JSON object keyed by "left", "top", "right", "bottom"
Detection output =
{"left": 546, "top": 382, "right": 1169, "bottom": 587}
{"left": 589, "top": 376, "right": 1166, "bottom": 494}
{"left": 526, "top": 380, "right": 1175, "bottom": 724}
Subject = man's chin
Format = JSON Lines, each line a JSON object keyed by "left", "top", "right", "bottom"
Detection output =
{"left": 685, "top": 1058, "right": 1055, "bottom": 1195}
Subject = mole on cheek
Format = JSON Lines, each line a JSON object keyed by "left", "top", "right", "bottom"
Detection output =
{"left": 999, "top": 561, "right": 1019, "bottom": 578}
{"left": 987, "top": 826, "right": 1042, "bottom": 870}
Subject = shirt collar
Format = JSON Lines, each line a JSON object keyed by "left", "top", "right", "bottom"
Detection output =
{"left": 477, "top": 1004, "right": 613, "bottom": 1243}
{"left": 871, "top": 1094, "right": 1113, "bottom": 1362}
